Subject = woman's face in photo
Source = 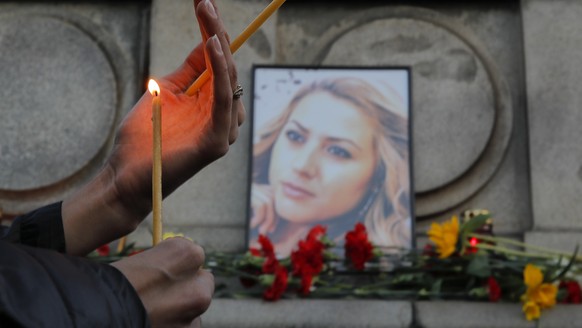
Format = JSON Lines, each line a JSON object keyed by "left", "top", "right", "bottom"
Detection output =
{"left": 268, "top": 91, "right": 377, "bottom": 224}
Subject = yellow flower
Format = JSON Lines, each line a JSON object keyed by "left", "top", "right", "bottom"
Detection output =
{"left": 521, "top": 263, "right": 558, "bottom": 319}
{"left": 522, "top": 300, "right": 541, "bottom": 321}
{"left": 524, "top": 263, "right": 543, "bottom": 288}
{"left": 526, "top": 284, "right": 558, "bottom": 309}
{"left": 162, "top": 232, "right": 193, "bottom": 241}
{"left": 427, "top": 216, "right": 459, "bottom": 258}
{"left": 523, "top": 264, "right": 558, "bottom": 308}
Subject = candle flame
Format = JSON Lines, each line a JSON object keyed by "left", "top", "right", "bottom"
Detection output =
{"left": 148, "top": 79, "right": 160, "bottom": 96}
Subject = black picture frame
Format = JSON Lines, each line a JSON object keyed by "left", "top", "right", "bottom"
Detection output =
{"left": 246, "top": 65, "right": 415, "bottom": 257}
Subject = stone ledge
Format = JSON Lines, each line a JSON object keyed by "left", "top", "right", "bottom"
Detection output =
{"left": 202, "top": 299, "right": 412, "bottom": 328}
{"left": 416, "top": 301, "right": 582, "bottom": 328}
{"left": 415, "top": 301, "right": 535, "bottom": 328}
{"left": 202, "top": 299, "right": 582, "bottom": 328}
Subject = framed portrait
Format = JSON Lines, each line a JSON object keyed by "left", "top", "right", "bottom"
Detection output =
{"left": 247, "top": 66, "right": 414, "bottom": 257}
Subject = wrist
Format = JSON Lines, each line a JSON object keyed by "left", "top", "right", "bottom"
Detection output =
{"left": 62, "top": 163, "right": 149, "bottom": 255}
{"left": 105, "top": 161, "right": 154, "bottom": 234}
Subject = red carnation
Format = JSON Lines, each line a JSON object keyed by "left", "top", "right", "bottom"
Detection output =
{"left": 249, "top": 248, "right": 261, "bottom": 256}
{"left": 422, "top": 244, "right": 437, "bottom": 257}
{"left": 291, "top": 239, "right": 324, "bottom": 295}
{"left": 291, "top": 225, "right": 327, "bottom": 295}
{"left": 559, "top": 280, "right": 582, "bottom": 303}
{"left": 96, "top": 244, "right": 110, "bottom": 256}
{"left": 263, "top": 265, "right": 288, "bottom": 301}
{"left": 307, "top": 225, "right": 327, "bottom": 240}
{"left": 344, "top": 223, "right": 374, "bottom": 270}
{"left": 262, "top": 255, "right": 279, "bottom": 274}
{"left": 258, "top": 235, "right": 275, "bottom": 258}
{"left": 299, "top": 274, "right": 313, "bottom": 295}
{"left": 291, "top": 238, "right": 324, "bottom": 276}
{"left": 291, "top": 227, "right": 326, "bottom": 277}
{"left": 488, "top": 276, "right": 501, "bottom": 302}
{"left": 254, "top": 235, "right": 279, "bottom": 274}
{"left": 240, "top": 245, "right": 268, "bottom": 288}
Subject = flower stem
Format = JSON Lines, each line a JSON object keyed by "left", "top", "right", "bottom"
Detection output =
{"left": 467, "top": 233, "right": 582, "bottom": 262}
{"left": 470, "top": 243, "right": 559, "bottom": 260}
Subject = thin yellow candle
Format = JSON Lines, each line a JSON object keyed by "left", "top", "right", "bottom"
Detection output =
{"left": 148, "top": 79, "right": 163, "bottom": 246}
{"left": 186, "top": 0, "right": 287, "bottom": 96}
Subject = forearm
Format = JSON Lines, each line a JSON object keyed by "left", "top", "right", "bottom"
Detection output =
{"left": 62, "top": 164, "right": 150, "bottom": 256}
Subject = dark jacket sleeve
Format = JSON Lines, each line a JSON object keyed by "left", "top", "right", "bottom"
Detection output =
{"left": 0, "top": 203, "right": 150, "bottom": 327}
{"left": 0, "top": 241, "right": 149, "bottom": 327}
{"left": 0, "top": 202, "right": 65, "bottom": 252}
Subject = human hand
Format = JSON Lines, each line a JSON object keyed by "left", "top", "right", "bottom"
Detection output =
{"left": 250, "top": 183, "right": 277, "bottom": 235}
{"left": 107, "top": 0, "right": 245, "bottom": 218}
{"left": 111, "top": 237, "right": 213, "bottom": 328}
{"left": 60, "top": 0, "right": 245, "bottom": 256}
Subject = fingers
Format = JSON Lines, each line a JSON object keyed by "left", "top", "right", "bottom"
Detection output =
{"left": 205, "top": 35, "right": 233, "bottom": 148}
{"left": 261, "top": 207, "right": 276, "bottom": 235}
{"left": 230, "top": 102, "right": 246, "bottom": 144}
{"left": 164, "top": 0, "right": 228, "bottom": 92}
{"left": 190, "top": 317, "right": 202, "bottom": 328}
{"left": 195, "top": 0, "right": 214, "bottom": 44}
{"left": 251, "top": 185, "right": 276, "bottom": 235}
{"left": 117, "top": 238, "right": 214, "bottom": 327}
{"left": 250, "top": 208, "right": 265, "bottom": 230}
{"left": 196, "top": 0, "right": 240, "bottom": 96}
{"left": 229, "top": 101, "right": 244, "bottom": 144}
{"left": 197, "top": 0, "right": 238, "bottom": 91}
{"left": 198, "top": 0, "right": 245, "bottom": 144}
{"left": 171, "top": 268, "right": 213, "bottom": 326}
{"left": 158, "top": 239, "right": 214, "bottom": 323}
{"left": 238, "top": 102, "right": 246, "bottom": 126}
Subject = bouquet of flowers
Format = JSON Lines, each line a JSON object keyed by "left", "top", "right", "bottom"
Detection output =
{"left": 90, "top": 211, "right": 581, "bottom": 321}
{"left": 203, "top": 211, "right": 581, "bottom": 321}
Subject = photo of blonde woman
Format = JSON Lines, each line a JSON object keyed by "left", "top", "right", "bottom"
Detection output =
{"left": 248, "top": 67, "right": 413, "bottom": 257}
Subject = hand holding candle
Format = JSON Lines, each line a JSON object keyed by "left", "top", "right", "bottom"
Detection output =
{"left": 58, "top": 0, "right": 244, "bottom": 257}
{"left": 186, "top": 0, "right": 286, "bottom": 95}
{"left": 148, "top": 79, "right": 163, "bottom": 246}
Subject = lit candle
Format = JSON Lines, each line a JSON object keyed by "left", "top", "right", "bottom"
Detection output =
{"left": 186, "top": 0, "right": 287, "bottom": 96}
{"left": 148, "top": 79, "right": 163, "bottom": 246}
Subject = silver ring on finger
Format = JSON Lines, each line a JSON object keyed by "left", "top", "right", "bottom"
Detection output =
{"left": 233, "top": 84, "right": 243, "bottom": 100}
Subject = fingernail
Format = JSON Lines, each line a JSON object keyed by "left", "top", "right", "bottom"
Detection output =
{"left": 210, "top": 35, "right": 223, "bottom": 55}
{"left": 204, "top": 0, "right": 217, "bottom": 19}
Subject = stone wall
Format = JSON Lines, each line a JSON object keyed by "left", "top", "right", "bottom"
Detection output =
{"left": 522, "top": 0, "right": 582, "bottom": 253}
{"left": 0, "top": 2, "right": 149, "bottom": 215}
{"left": 1, "top": 0, "right": 582, "bottom": 326}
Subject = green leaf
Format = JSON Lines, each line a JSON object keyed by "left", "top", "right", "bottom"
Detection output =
{"left": 468, "top": 286, "right": 488, "bottom": 299}
{"left": 321, "top": 235, "right": 336, "bottom": 248}
{"left": 391, "top": 273, "right": 424, "bottom": 284}
{"left": 431, "top": 279, "right": 443, "bottom": 299}
{"left": 258, "top": 274, "right": 275, "bottom": 286}
{"left": 466, "top": 255, "right": 491, "bottom": 278}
